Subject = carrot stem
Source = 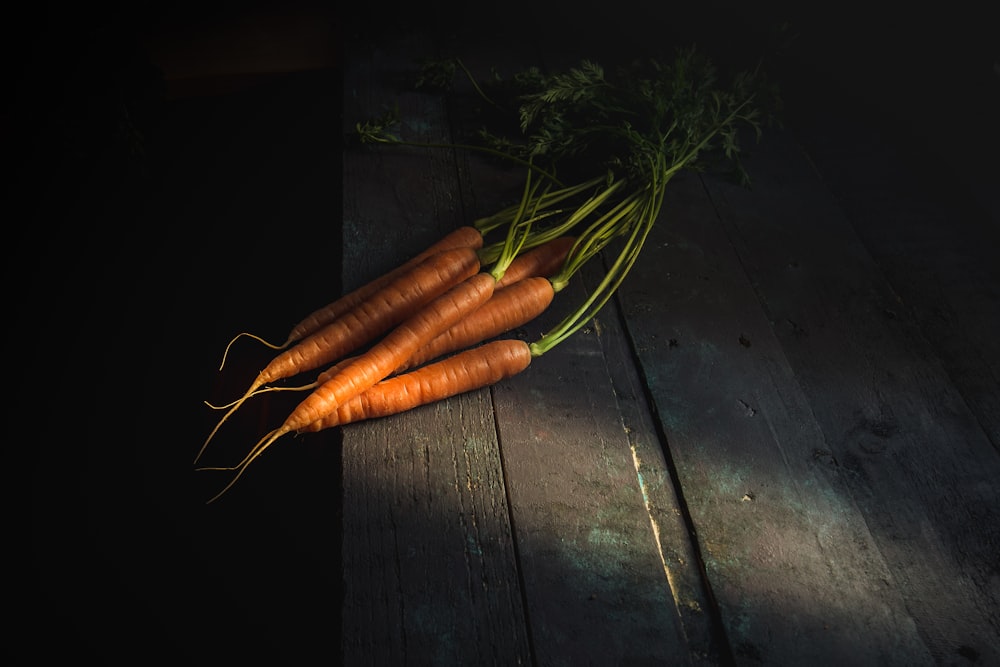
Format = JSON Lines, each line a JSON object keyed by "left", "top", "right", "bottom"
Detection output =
{"left": 355, "top": 128, "right": 563, "bottom": 190}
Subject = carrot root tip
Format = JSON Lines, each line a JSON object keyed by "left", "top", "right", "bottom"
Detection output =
{"left": 194, "top": 378, "right": 266, "bottom": 465}
{"left": 203, "top": 427, "right": 289, "bottom": 504}
{"left": 218, "top": 332, "right": 285, "bottom": 371}
{"left": 203, "top": 383, "right": 308, "bottom": 410}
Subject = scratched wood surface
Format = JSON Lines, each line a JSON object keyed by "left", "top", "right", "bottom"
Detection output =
{"left": 340, "top": 31, "right": 1000, "bottom": 666}
{"left": 20, "top": 6, "right": 998, "bottom": 667}
{"left": 341, "top": 34, "right": 706, "bottom": 665}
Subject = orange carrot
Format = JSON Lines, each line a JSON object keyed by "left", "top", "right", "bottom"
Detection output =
{"left": 210, "top": 275, "right": 553, "bottom": 408}
{"left": 495, "top": 235, "right": 575, "bottom": 288}
{"left": 197, "top": 245, "right": 481, "bottom": 462}
{"left": 395, "top": 276, "right": 554, "bottom": 373}
{"left": 289, "top": 271, "right": 498, "bottom": 427}
{"left": 217, "top": 225, "right": 484, "bottom": 364}
{"left": 202, "top": 339, "right": 533, "bottom": 502}
{"left": 306, "top": 338, "right": 532, "bottom": 431}
{"left": 283, "top": 225, "right": 484, "bottom": 346}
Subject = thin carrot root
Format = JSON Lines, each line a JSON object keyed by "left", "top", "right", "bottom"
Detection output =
{"left": 203, "top": 383, "right": 316, "bottom": 410}
{"left": 197, "top": 230, "right": 557, "bottom": 500}
{"left": 200, "top": 427, "right": 292, "bottom": 504}
{"left": 196, "top": 429, "right": 273, "bottom": 472}
{"left": 199, "top": 246, "right": 482, "bottom": 464}
{"left": 202, "top": 340, "right": 533, "bottom": 503}
{"left": 277, "top": 271, "right": 497, "bottom": 433}
{"left": 219, "top": 331, "right": 285, "bottom": 371}
{"left": 194, "top": 378, "right": 266, "bottom": 464}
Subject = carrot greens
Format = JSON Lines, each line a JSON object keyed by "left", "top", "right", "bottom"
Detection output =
{"left": 198, "top": 44, "right": 778, "bottom": 500}
{"left": 365, "top": 46, "right": 777, "bottom": 357}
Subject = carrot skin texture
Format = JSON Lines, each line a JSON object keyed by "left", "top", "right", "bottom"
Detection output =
{"left": 282, "top": 271, "right": 497, "bottom": 431}
{"left": 283, "top": 226, "right": 484, "bottom": 345}
{"left": 271, "top": 233, "right": 564, "bottom": 389}
{"left": 396, "top": 276, "right": 554, "bottom": 373}
{"left": 195, "top": 245, "right": 481, "bottom": 465}
{"left": 201, "top": 235, "right": 556, "bottom": 473}
{"left": 202, "top": 338, "right": 531, "bottom": 502}
{"left": 301, "top": 338, "right": 533, "bottom": 431}
{"left": 308, "top": 276, "right": 551, "bottom": 384}
{"left": 278, "top": 268, "right": 555, "bottom": 393}
{"left": 306, "top": 245, "right": 562, "bottom": 383}
{"left": 254, "top": 246, "right": 481, "bottom": 391}
{"left": 496, "top": 235, "right": 575, "bottom": 288}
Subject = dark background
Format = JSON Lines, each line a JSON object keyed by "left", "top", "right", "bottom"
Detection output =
{"left": 12, "top": 1, "right": 995, "bottom": 663}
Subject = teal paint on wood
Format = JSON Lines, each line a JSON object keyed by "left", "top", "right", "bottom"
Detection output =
{"left": 701, "top": 129, "right": 1000, "bottom": 664}
{"left": 492, "top": 278, "right": 692, "bottom": 665}
{"left": 337, "top": 27, "right": 1000, "bottom": 667}
{"left": 616, "top": 169, "right": 935, "bottom": 665}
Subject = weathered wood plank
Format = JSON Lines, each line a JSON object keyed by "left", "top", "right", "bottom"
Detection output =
{"left": 582, "top": 261, "right": 728, "bottom": 665}
{"left": 449, "top": 43, "right": 713, "bottom": 665}
{"left": 703, "top": 129, "right": 1000, "bottom": 663}
{"left": 615, "top": 167, "right": 935, "bottom": 665}
{"left": 790, "top": 108, "right": 1000, "bottom": 451}
{"left": 341, "top": 36, "right": 530, "bottom": 665}
{"left": 342, "top": 35, "right": 711, "bottom": 665}
{"left": 342, "top": 37, "right": 466, "bottom": 280}
{"left": 490, "top": 283, "right": 693, "bottom": 665}
{"left": 339, "top": 397, "right": 530, "bottom": 665}
{"left": 339, "top": 31, "right": 1000, "bottom": 666}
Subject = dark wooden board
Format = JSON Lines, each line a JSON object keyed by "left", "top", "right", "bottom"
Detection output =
{"left": 339, "top": 30, "right": 1000, "bottom": 667}
{"left": 449, "top": 41, "right": 721, "bottom": 665}
{"left": 614, "top": 167, "right": 935, "bottom": 665}
{"left": 582, "top": 260, "right": 729, "bottom": 665}
{"left": 488, "top": 278, "right": 693, "bottom": 665}
{"left": 341, "top": 35, "right": 531, "bottom": 664}
{"left": 704, "top": 129, "right": 1000, "bottom": 663}
{"left": 341, "top": 35, "right": 710, "bottom": 665}
{"left": 789, "top": 107, "right": 1000, "bottom": 452}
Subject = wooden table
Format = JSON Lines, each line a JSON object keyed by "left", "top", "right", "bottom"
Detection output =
{"left": 19, "top": 7, "right": 998, "bottom": 666}
{"left": 338, "top": 32, "right": 1000, "bottom": 666}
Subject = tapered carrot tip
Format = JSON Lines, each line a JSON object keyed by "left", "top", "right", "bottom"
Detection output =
{"left": 194, "top": 375, "right": 267, "bottom": 464}
{"left": 218, "top": 332, "right": 285, "bottom": 371}
{"left": 201, "top": 426, "right": 291, "bottom": 504}
{"left": 203, "top": 382, "right": 315, "bottom": 410}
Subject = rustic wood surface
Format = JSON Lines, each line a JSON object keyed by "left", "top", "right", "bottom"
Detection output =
{"left": 21, "top": 5, "right": 997, "bottom": 666}
{"left": 340, "top": 30, "right": 1000, "bottom": 667}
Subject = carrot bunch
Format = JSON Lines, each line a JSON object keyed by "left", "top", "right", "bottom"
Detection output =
{"left": 199, "top": 46, "right": 775, "bottom": 501}
{"left": 198, "top": 193, "right": 588, "bottom": 502}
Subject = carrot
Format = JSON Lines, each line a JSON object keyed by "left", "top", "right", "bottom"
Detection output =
{"left": 307, "top": 338, "right": 532, "bottom": 431}
{"left": 495, "top": 235, "right": 575, "bottom": 288}
{"left": 202, "top": 339, "right": 533, "bottom": 502}
{"left": 288, "top": 271, "right": 498, "bottom": 429}
{"left": 395, "top": 275, "right": 554, "bottom": 373}
{"left": 282, "top": 225, "right": 484, "bottom": 347}
{"left": 204, "top": 355, "right": 358, "bottom": 408}
{"left": 274, "top": 231, "right": 566, "bottom": 362}
{"left": 196, "top": 245, "right": 481, "bottom": 463}
{"left": 208, "top": 235, "right": 570, "bottom": 405}
{"left": 217, "top": 225, "right": 484, "bottom": 365}
{"left": 208, "top": 273, "right": 556, "bottom": 407}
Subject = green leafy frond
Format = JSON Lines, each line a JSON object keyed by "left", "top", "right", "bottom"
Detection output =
{"left": 358, "top": 43, "right": 782, "bottom": 356}
{"left": 415, "top": 57, "right": 459, "bottom": 91}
